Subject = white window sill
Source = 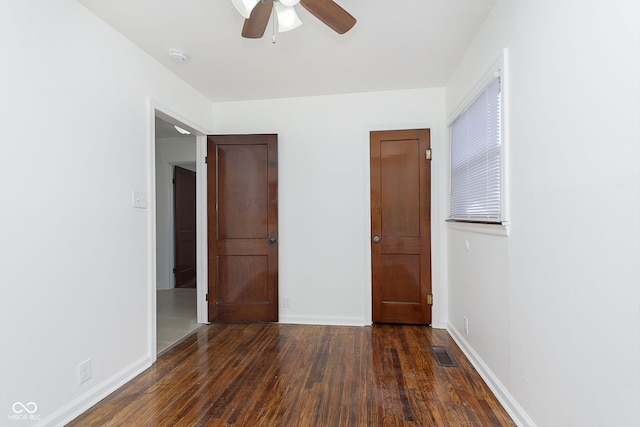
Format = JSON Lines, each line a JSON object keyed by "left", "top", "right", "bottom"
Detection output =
{"left": 446, "top": 221, "right": 510, "bottom": 236}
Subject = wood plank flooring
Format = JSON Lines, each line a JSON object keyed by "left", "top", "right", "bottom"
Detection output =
{"left": 68, "top": 324, "right": 514, "bottom": 426}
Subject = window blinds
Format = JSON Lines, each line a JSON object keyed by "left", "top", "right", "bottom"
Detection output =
{"left": 449, "top": 76, "right": 502, "bottom": 222}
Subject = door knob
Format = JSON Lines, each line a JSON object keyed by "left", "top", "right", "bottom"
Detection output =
{"left": 269, "top": 237, "right": 277, "bottom": 244}
{"left": 373, "top": 235, "right": 381, "bottom": 243}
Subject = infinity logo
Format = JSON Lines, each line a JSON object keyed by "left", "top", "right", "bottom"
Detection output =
{"left": 12, "top": 402, "right": 38, "bottom": 414}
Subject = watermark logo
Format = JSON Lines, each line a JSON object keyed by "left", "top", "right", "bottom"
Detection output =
{"left": 12, "top": 402, "right": 37, "bottom": 414}
{"left": 8, "top": 402, "right": 41, "bottom": 422}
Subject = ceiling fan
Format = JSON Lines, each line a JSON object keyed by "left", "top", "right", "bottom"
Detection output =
{"left": 231, "top": 0, "right": 356, "bottom": 39}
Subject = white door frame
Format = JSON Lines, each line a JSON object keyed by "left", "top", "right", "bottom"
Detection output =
{"left": 148, "top": 100, "right": 210, "bottom": 362}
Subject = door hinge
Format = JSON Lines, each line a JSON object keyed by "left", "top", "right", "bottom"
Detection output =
{"left": 205, "top": 156, "right": 208, "bottom": 164}
{"left": 426, "top": 294, "right": 433, "bottom": 305}
{"left": 425, "top": 148, "right": 432, "bottom": 160}
{"left": 205, "top": 293, "right": 208, "bottom": 301}
{"left": 172, "top": 268, "right": 176, "bottom": 274}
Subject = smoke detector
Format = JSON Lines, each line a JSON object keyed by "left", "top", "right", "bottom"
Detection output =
{"left": 168, "top": 49, "right": 189, "bottom": 63}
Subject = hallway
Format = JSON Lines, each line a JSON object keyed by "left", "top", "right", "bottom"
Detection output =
{"left": 157, "top": 288, "right": 200, "bottom": 354}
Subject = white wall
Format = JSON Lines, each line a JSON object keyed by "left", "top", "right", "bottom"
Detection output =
{"left": 212, "top": 88, "right": 447, "bottom": 326}
{"left": 0, "top": 1, "right": 212, "bottom": 425}
{"left": 155, "top": 136, "right": 197, "bottom": 290}
{"left": 445, "top": 1, "right": 640, "bottom": 425}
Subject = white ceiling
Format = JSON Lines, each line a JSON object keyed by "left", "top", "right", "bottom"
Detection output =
{"left": 77, "top": 0, "right": 496, "bottom": 103}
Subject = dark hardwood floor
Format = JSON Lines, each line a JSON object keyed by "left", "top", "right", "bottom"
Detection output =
{"left": 68, "top": 324, "right": 514, "bottom": 426}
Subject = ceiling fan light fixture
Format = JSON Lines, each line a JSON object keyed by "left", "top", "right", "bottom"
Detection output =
{"left": 231, "top": 0, "right": 259, "bottom": 19}
{"left": 275, "top": 2, "right": 302, "bottom": 33}
{"left": 279, "top": 0, "right": 300, "bottom": 6}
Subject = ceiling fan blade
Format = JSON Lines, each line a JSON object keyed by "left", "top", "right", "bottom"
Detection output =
{"left": 300, "top": 0, "right": 356, "bottom": 34}
{"left": 242, "top": 0, "right": 273, "bottom": 39}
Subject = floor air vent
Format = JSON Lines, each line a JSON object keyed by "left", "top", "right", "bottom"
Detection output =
{"left": 430, "top": 346, "right": 457, "bottom": 367}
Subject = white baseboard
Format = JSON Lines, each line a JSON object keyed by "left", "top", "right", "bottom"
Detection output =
{"left": 447, "top": 323, "right": 536, "bottom": 427}
{"left": 431, "top": 320, "right": 448, "bottom": 329}
{"left": 35, "top": 355, "right": 153, "bottom": 427}
{"left": 279, "top": 315, "right": 369, "bottom": 326}
{"left": 279, "top": 315, "right": 446, "bottom": 329}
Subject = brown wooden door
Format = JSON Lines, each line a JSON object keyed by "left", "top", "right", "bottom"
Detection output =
{"left": 207, "top": 134, "right": 278, "bottom": 322}
{"left": 174, "top": 166, "right": 196, "bottom": 288}
{"left": 370, "top": 129, "right": 432, "bottom": 324}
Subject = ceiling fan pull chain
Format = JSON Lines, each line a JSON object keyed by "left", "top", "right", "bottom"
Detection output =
{"left": 272, "top": 1, "right": 277, "bottom": 43}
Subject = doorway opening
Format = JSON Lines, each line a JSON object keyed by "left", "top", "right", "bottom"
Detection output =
{"left": 155, "top": 116, "right": 200, "bottom": 354}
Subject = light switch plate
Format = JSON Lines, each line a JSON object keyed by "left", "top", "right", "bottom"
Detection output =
{"left": 132, "top": 190, "right": 147, "bottom": 209}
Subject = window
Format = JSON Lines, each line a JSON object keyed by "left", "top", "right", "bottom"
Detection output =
{"left": 448, "top": 73, "right": 503, "bottom": 223}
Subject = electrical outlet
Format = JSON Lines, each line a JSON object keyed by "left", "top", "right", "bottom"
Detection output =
{"left": 463, "top": 316, "right": 469, "bottom": 334}
{"left": 78, "top": 359, "right": 92, "bottom": 385}
{"left": 283, "top": 296, "right": 291, "bottom": 308}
